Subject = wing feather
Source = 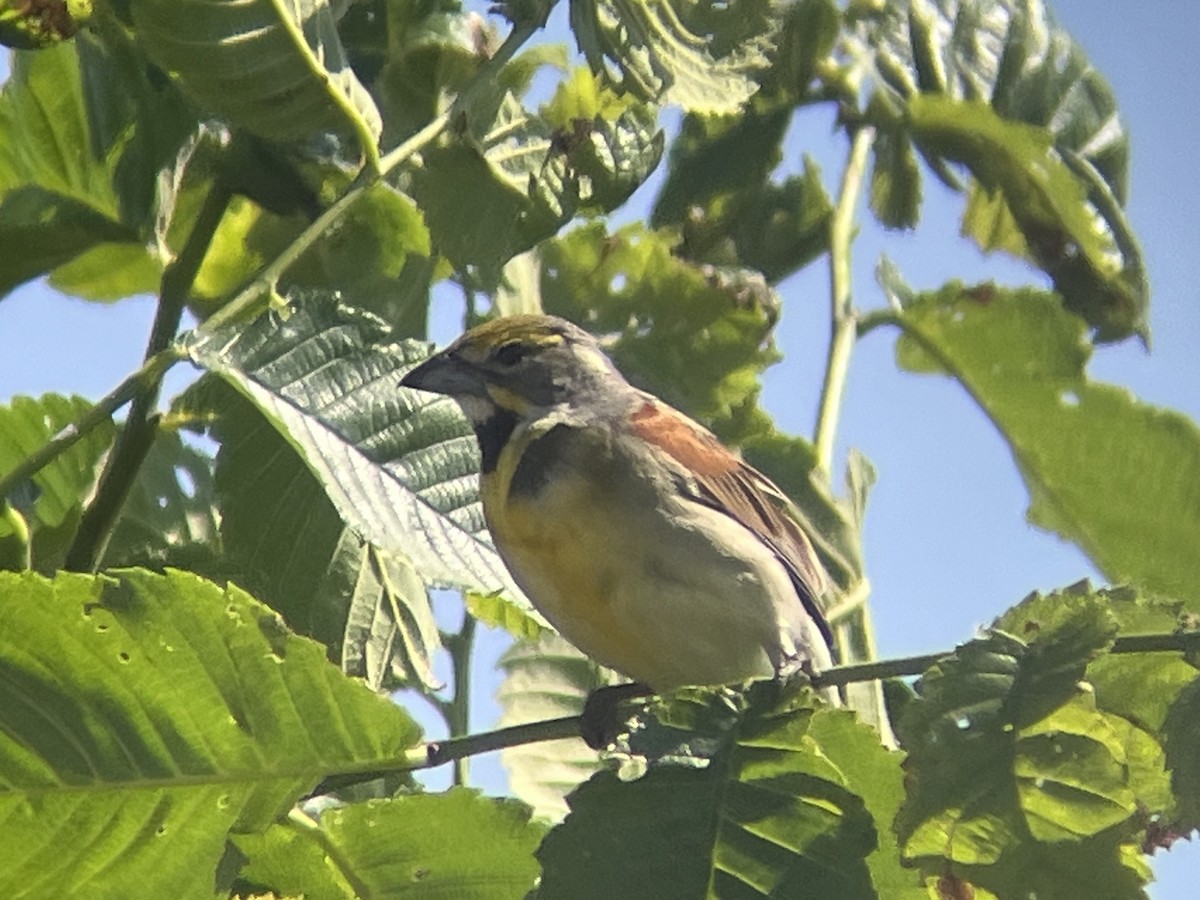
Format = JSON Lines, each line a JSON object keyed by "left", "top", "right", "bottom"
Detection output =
{"left": 627, "top": 397, "right": 834, "bottom": 651}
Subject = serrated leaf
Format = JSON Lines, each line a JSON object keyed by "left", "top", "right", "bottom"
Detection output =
{"left": 996, "top": 586, "right": 1200, "bottom": 734}
{"left": 171, "top": 367, "right": 444, "bottom": 692}
{"left": 870, "top": 120, "right": 922, "bottom": 230}
{"left": 235, "top": 789, "right": 545, "bottom": 899}
{"left": 496, "top": 633, "right": 612, "bottom": 822}
{"left": 130, "top": 0, "right": 381, "bottom": 155}
{"left": 570, "top": 0, "right": 778, "bottom": 113}
{"left": 0, "top": 568, "right": 421, "bottom": 899}
{"left": 539, "top": 687, "right": 897, "bottom": 899}
{"left": 896, "top": 590, "right": 1163, "bottom": 897}
{"left": 540, "top": 222, "right": 780, "bottom": 444}
{"left": 182, "top": 295, "right": 535, "bottom": 613}
{"left": 894, "top": 285, "right": 1200, "bottom": 604}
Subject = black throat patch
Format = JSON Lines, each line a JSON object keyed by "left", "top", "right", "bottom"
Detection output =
{"left": 474, "top": 408, "right": 519, "bottom": 474}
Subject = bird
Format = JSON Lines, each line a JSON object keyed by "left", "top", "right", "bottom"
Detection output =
{"left": 400, "top": 314, "right": 835, "bottom": 715}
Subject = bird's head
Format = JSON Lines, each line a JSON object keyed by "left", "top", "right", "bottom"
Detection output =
{"left": 401, "top": 314, "right": 631, "bottom": 429}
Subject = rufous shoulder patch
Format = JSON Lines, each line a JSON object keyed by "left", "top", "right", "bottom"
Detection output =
{"left": 628, "top": 398, "right": 738, "bottom": 478}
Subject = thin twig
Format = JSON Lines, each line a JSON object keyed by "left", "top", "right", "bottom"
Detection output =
{"left": 198, "top": 19, "right": 544, "bottom": 336}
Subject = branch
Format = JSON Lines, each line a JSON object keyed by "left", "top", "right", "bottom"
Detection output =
{"left": 198, "top": 18, "right": 545, "bottom": 335}
{"left": 65, "top": 180, "right": 234, "bottom": 572}
{"left": 312, "top": 628, "right": 1200, "bottom": 796}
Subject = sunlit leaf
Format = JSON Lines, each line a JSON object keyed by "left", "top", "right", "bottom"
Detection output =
{"left": 182, "top": 294, "right": 535, "bottom": 611}
{"left": 0, "top": 568, "right": 421, "bottom": 899}
{"left": 234, "top": 789, "right": 545, "bottom": 899}
{"left": 894, "top": 285, "right": 1200, "bottom": 603}
{"left": 570, "top": 0, "right": 778, "bottom": 113}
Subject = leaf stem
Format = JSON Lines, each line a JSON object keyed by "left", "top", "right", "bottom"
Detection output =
{"left": 65, "top": 180, "right": 233, "bottom": 572}
{"left": 1, "top": 503, "right": 31, "bottom": 570}
{"left": 198, "top": 19, "right": 544, "bottom": 336}
{"left": 813, "top": 126, "right": 875, "bottom": 476}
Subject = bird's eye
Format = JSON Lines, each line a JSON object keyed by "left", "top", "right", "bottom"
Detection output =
{"left": 493, "top": 342, "right": 528, "bottom": 367}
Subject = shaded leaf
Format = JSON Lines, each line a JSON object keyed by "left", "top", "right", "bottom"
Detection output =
{"left": 894, "top": 285, "right": 1200, "bottom": 604}
{"left": 858, "top": 0, "right": 1143, "bottom": 339}
{"left": 130, "top": 0, "right": 382, "bottom": 154}
{"left": 1163, "top": 678, "right": 1200, "bottom": 834}
{"left": 538, "top": 686, "right": 894, "bottom": 899}
{"left": 496, "top": 632, "right": 612, "bottom": 822}
{"left": 906, "top": 94, "right": 1142, "bottom": 341}
{"left": 654, "top": 109, "right": 832, "bottom": 282}
{"left": 0, "top": 568, "right": 421, "bottom": 899}
{"left": 173, "top": 373, "right": 442, "bottom": 692}
{"left": 235, "top": 789, "right": 545, "bottom": 899}
{"left": 103, "top": 424, "right": 221, "bottom": 570}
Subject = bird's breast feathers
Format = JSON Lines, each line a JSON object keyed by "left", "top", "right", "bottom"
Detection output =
{"left": 482, "top": 413, "right": 830, "bottom": 689}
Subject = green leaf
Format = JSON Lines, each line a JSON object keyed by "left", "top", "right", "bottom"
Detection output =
{"left": 0, "top": 568, "right": 421, "bottom": 899}
{"left": 540, "top": 222, "right": 780, "bottom": 444}
{"left": 893, "top": 285, "right": 1200, "bottom": 604}
{"left": 570, "top": 0, "right": 778, "bottom": 113}
{"left": 895, "top": 594, "right": 1162, "bottom": 898}
{"left": 869, "top": 114, "right": 922, "bottom": 230}
{"left": 171, "top": 372, "right": 440, "bottom": 693}
{"left": 997, "top": 585, "right": 1200, "bottom": 734}
{"left": 182, "top": 294, "right": 536, "bottom": 612}
{"left": 235, "top": 789, "right": 546, "bottom": 899}
{"left": 538, "top": 688, "right": 892, "bottom": 899}
{"left": 130, "top": 0, "right": 382, "bottom": 155}
{"left": 0, "top": 23, "right": 195, "bottom": 299}
{"left": 858, "top": 0, "right": 1143, "bottom": 340}
{"left": 1163, "top": 678, "right": 1200, "bottom": 833}
{"left": 496, "top": 633, "right": 612, "bottom": 822}
{"left": 0, "top": 393, "right": 115, "bottom": 571}
{"left": 906, "top": 94, "right": 1143, "bottom": 341}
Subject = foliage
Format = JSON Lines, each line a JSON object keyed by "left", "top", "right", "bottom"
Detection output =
{"left": 0, "top": 0, "right": 1195, "bottom": 897}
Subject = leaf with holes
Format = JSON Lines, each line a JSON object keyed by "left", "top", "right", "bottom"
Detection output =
{"left": 0, "top": 568, "right": 421, "bottom": 899}
{"left": 894, "top": 285, "right": 1200, "bottom": 604}
{"left": 182, "top": 294, "right": 535, "bottom": 615}
{"left": 234, "top": 788, "right": 545, "bottom": 898}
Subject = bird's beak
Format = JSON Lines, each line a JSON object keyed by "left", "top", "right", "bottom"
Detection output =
{"left": 400, "top": 350, "right": 484, "bottom": 398}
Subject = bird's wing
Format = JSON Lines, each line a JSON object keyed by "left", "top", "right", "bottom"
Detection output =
{"left": 626, "top": 396, "right": 835, "bottom": 652}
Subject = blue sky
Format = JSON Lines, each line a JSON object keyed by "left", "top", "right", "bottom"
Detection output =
{"left": 1, "top": 2, "right": 1196, "bottom": 894}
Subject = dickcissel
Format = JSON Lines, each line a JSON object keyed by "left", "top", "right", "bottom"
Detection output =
{"left": 401, "top": 314, "right": 835, "bottom": 699}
